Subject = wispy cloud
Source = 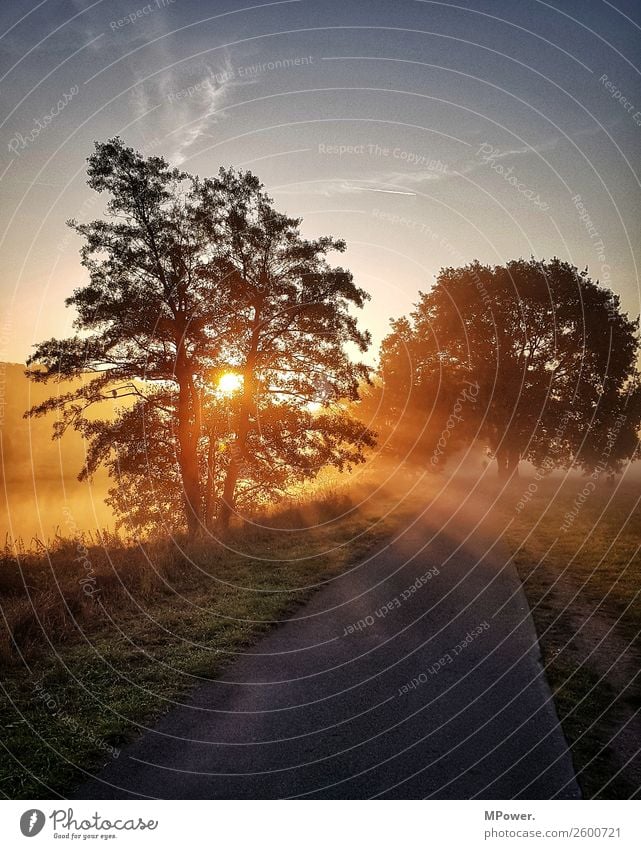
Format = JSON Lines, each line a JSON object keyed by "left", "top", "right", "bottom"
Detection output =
{"left": 127, "top": 48, "right": 257, "bottom": 166}
{"left": 159, "top": 56, "right": 240, "bottom": 165}
{"left": 274, "top": 166, "right": 450, "bottom": 198}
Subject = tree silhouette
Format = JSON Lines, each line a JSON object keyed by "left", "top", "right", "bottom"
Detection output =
{"left": 376, "top": 259, "right": 641, "bottom": 479}
{"left": 26, "top": 139, "right": 374, "bottom": 536}
{"left": 197, "top": 169, "right": 373, "bottom": 530}
{"left": 26, "top": 138, "right": 238, "bottom": 535}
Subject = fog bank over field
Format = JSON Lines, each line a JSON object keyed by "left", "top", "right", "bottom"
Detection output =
{"left": 0, "top": 363, "right": 111, "bottom": 543}
{"left": 2, "top": 356, "right": 639, "bottom": 545}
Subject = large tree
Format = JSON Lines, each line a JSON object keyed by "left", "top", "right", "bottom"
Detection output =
{"left": 375, "top": 259, "right": 641, "bottom": 479}
{"left": 27, "top": 138, "right": 237, "bottom": 535}
{"left": 196, "top": 168, "right": 374, "bottom": 530}
{"left": 27, "top": 139, "right": 374, "bottom": 536}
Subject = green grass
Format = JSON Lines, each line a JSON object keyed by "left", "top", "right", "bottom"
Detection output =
{"left": 0, "top": 490, "right": 406, "bottom": 799}
{"left": 500, "top": 476, "right": 641, "bottom": 798}
{"left": 4, "top": 472, "right": 639, "bottom": 799}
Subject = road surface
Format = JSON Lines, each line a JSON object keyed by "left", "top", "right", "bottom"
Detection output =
{"left": 76, "top": 486, "right": 580, "bottom": 799}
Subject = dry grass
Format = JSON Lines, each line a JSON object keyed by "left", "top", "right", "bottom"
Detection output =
{"left": 0, "top": 490, "right": 359, "bottom": 669}
{"left": 0, "top": 488, "right": 406, "bottom": 798}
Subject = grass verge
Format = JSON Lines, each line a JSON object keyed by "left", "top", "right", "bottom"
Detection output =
{"left": 0, "top": 490, "right": 404, "bottom": 799}
{"left": 499, "top": 476, "right": 641, "bottom": 798}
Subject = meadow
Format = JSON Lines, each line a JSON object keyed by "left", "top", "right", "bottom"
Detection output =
{"left": 0, "top": 488, "right": 410, "bottom": 798}
{"left": 1, "top": 470, "right": 639, "bottom": 799}
{"left": 500, "top": 475, "right": 641, "bottom": 798}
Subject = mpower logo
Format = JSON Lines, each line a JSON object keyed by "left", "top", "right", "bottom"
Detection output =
{"left": 20, "top": 809, "right": 45, "bottom": 837}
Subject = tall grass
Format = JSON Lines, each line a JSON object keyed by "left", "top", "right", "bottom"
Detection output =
{"left": 0, "top": 490, "right": 356, "bottom": 669}
{"left": 1, "top": 485, "right": 409, "bottom": 798}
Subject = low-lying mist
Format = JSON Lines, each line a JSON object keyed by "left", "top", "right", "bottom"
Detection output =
{"left": 0, "top": 363, "right": 112, "bottom": 544}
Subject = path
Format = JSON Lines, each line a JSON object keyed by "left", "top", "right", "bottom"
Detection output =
{"left": 76, "top": 486, "right": 580, "bottom": 799}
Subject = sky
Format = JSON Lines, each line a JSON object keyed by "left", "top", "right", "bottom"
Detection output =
{"left": 1, "top": 0, "right": 640, "bottom": 366}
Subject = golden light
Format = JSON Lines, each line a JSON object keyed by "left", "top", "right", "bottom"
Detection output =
{"left": 217, "top": 372, "right": 243, "bottom": 395}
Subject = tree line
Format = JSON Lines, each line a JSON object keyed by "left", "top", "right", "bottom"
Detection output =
{"left": 27, "top": 139, "right": 641, "bottom": 536}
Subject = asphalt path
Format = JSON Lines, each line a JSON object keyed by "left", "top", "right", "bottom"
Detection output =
{"left": 76, "top": 488, "right": 580, "bottom": 799}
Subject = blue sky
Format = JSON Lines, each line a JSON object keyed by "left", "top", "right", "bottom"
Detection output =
{"left": 1, "top": 0, "right": 640, "bottom": 363}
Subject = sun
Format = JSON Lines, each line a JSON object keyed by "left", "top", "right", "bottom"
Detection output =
{"left": 217, "top": 372, "right": 243, "bottom": 395}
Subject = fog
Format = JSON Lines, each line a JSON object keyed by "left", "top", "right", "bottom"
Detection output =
{"left": 0, "top": 363, "right": 112, "bottom": 544}
{"left": 2, "top": 361, "right": 639, "bottom": 546}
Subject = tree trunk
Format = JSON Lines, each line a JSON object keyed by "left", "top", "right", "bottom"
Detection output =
{"left": 218, "top": 396, "right": 251, "bottom": 532}
{"left": 507, "top": 446, "right": 520, "bottom": 479}
{"left": 496, "top": 445, "right": 520, "bottom": 482}
{"left": 217, "top": 303, "right": 261, "bottom": 533}
{"left": 177, "top": 369, "right": 202, "bottom": 537}
{"left": 204, "top": 431, "right": 217, "bottom": 529}
{"left": 218, "top": 456, "right": 240, "bottom": 532}
{"left": 496, "top": 448, "right": 509, "bottom": 481}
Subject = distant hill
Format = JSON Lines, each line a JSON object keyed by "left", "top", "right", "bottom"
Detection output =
{"left": 0, "top": 363, "right": 112, "bottom": 544}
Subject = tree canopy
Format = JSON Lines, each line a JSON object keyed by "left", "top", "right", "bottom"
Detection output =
{"left": 26, "top": 138, "right": 374, "bottom": 536}
{"left": 27, "top": 140, "right": 641, "bottom": 533}
{"left": 370, "top": 258, "right": 641, "bottom": 479}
